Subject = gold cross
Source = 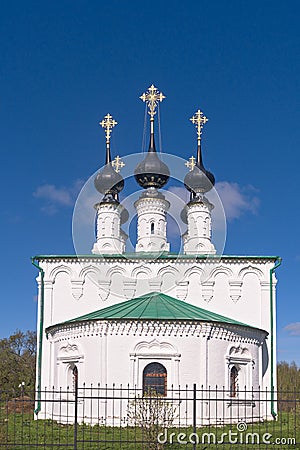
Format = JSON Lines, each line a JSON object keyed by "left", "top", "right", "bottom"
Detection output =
{"left": 112, "top": 155, "right": 125, "bottom": 173}
{"left": 140, "top": 84, "right": 166, "bottom": 118}
{"left": 185, "top": 156, "right": 196, "bottom": 171}
{"left": 190, "top": 109, "right": 208, "bottom": 143}
{"left": 99, "top": 113, "right": 117, "bottom": 143}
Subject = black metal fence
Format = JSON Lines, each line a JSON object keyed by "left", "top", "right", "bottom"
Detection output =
{"left": 0, "top": 384, "right": 299, "bottom": 449}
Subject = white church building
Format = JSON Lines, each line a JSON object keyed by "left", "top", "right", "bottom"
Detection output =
{"left": 32, "top": 85, "right": 280, "bottom": 423}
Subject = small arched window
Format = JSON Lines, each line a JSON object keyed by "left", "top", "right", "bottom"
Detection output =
{"left": 72, "top": 365, "right": 78, "bottom": 390}
{"left": 143, "top": 362, "right": 167, "bottom": 396}
{"left": 230, "top": 366, "right": 238, "bottom": 397}
{"left": 67, "top": 364, "right": 78, "bottom": 392}
{"left": 150, "top": 222, "right": 155, "bottom": 234}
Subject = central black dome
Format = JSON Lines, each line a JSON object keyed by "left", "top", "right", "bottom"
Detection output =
{"left": 134, "top": 133, "right": 170, "bottom": 189}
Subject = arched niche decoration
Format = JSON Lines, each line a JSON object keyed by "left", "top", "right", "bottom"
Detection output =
{"left": 131, "top": 265, "right": 152, "bottom": 297}
{"left": 56, "top": 341, "right": 84, "bottom": 391}
{"left": 208, "top": 265, "right": 234, "bottom": 280}
{"left": 238, "top": 265, "right": 264, "bottom": 281}
{"left": 49, "top": 265, "right": 74, "bottom": 283}
{"left": 74, "top": 265, "right": 101, "bottom": 301}
{"left": 225, "top": 345, "right": 253, "bottom": 399}
{"left": 131, "top": 264, "right": 153, "bottom": 279}
{"left": 130, "top": 339, "right": 181, "bottom": 389}
{"left": 183, "top": 265, "right": 204, "bottom": 279}
{"left": 158, "top": 265, "right": 179, "bottom": 293}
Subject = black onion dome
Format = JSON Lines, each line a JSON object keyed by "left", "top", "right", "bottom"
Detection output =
{"left": 180, "top": 205, "right": 188, "bottom": 224}
{"left": 120, "top": 205, "right": 129, "bottom": 224}
{"left": 134, "top": 133, "right": 170, "bottom": 189}
{"left": 94, "top": 140, "right": 124, "bottom": 201}
{"left": 184, "top": 144, "right": 215, "bottom": 195}
{"left": 94, "top": 164, "right": 124, "bottom": 198}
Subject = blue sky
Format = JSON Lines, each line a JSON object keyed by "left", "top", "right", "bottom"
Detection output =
{"left": 1, "top": 1, "right": 299, "bottom": 364}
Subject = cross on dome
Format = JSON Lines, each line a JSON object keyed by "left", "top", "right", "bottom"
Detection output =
{"left": 190, "top": 109, "right": 208, "bottom": 145}
{"left": 184, "top": 107, "right": 215, "bottom": 199}
{"left": 112, "top": 155, "right": 125, "bottom": 173}
{"left": 185, "top": 156, "right": 196, "bottom": 171}
{"left": 94, "top": 112, "right": 125, "bottom": 203}
{"left": 140, "top": 84, "right": 166, "bottom": 119}
{"left": 99, "top": 113, "right": 118, "bottom": 143}
{"left": 134, "top": 83, "right": 170, "bottom": 191}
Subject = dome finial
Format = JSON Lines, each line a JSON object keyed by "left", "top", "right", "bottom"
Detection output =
{"left": 112, "top": 155, "right": 125, "bottom": 173}
{"left": 99, "top": 113, "right": 118, "bottom": 164}
{"left": 183, "top": 108, "right": 215, "bottom": 198}
{"left": 190, "top": 109, "right": 208, "bottom": 147}
{"left": 190, "top": 109, "right": 208, "bottom": 168}
{"left": 94, "top": 113, "right": 124, "bottom": 201}
{"left": 134, "top": 84, "right": 169, "bottom": 190}
{"left": 140, "top": 84, "right": 165, "bottom": 135}
{"left": 185, "top": 156, "right": 196, "bottom": 172}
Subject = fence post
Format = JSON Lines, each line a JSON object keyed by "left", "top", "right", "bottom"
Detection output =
{"left": 73, "top": 367, "right": 78, "bottom": 450}
{"left": 193, "top": 383, "right": 196, "bottom": 450}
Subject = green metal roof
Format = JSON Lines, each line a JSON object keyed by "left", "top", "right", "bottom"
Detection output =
{"left": 57, "top": 292, "right": 257, "bottom": 329}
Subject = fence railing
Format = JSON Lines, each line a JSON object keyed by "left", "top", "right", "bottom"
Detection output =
{"left": 0, "top": 384, "right": 299, "bottom": 449}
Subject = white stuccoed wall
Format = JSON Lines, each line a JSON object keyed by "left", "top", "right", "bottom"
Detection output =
{"left": 47, "top": 321, "right": 264, "bottom": 388}
{"left": 184, "top": 200, "right": 216, "bottom": 254}
{"left": 92, "top": 202, "right": 126, "bottom": 255}
{"left": 38, "top": 256, "right": 276, "bottom": 328}
{"left": 36, "top": 254, "right": 277, "bottom": 397}
{"left": 134, "top": 195, "right": 170, "bottom": 252}
{"left": 45, "top": 319, "right": 268, "bottom": 423}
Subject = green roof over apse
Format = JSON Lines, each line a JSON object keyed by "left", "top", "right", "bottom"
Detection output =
{"left": 56, "top": 292, "right": 257, "bottom": 330}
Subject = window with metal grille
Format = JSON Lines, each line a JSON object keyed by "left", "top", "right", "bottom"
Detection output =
{"left": 143, "top": 362, "right": 167, "bottom": 396}
{"left": 230, "top": 366, "right": 238, "bottom": 397}
{"left": 71, "top": 365, "right": 78, "bottom": 393}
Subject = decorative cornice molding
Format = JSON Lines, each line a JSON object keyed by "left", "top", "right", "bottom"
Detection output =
{"left": 201, "top": 280, "right": 215, "bottom": 302}
{"left": 98, "top": 280, "right": 111, "bottom": 301}
{"left": 149, "top": 279, "right": 162, "bottom": 292}
{"left": 71, "top": 280, "right": 84, "bottom": 300}
{"left": 123, "top": 280, "right": 137, "bottom": 299}
{"left": 47, "top": 319, "right": 266, "bottom": 346}
{"left": 229, "top": 280, "right": 243, "bottom": 303}
{"left": 176, "top": 281, "right": 189, "bottom": 300}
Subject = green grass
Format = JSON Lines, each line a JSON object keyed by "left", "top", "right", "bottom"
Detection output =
{"left": 0, "top": 412, "right": 298, "bottom": 449}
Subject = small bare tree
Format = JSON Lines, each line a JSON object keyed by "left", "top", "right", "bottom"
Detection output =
{"left": 127, "top": 390, "right": 178, "bottom": 450}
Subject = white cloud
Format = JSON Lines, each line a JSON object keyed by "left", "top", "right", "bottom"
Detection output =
{"left": 215, "top": 181, "right": 260, "bottom": 221}
{"left": 166, "top": 182, "right": 259, "bottom": 223}
{"left": 34, "top": 184, "right": 73, "bottom": 206}
{"left": 284, "top": 323, "right": 300, "bottom": 336}
{"left": 33, "top": 179, "right": 84, "bottom": 214}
